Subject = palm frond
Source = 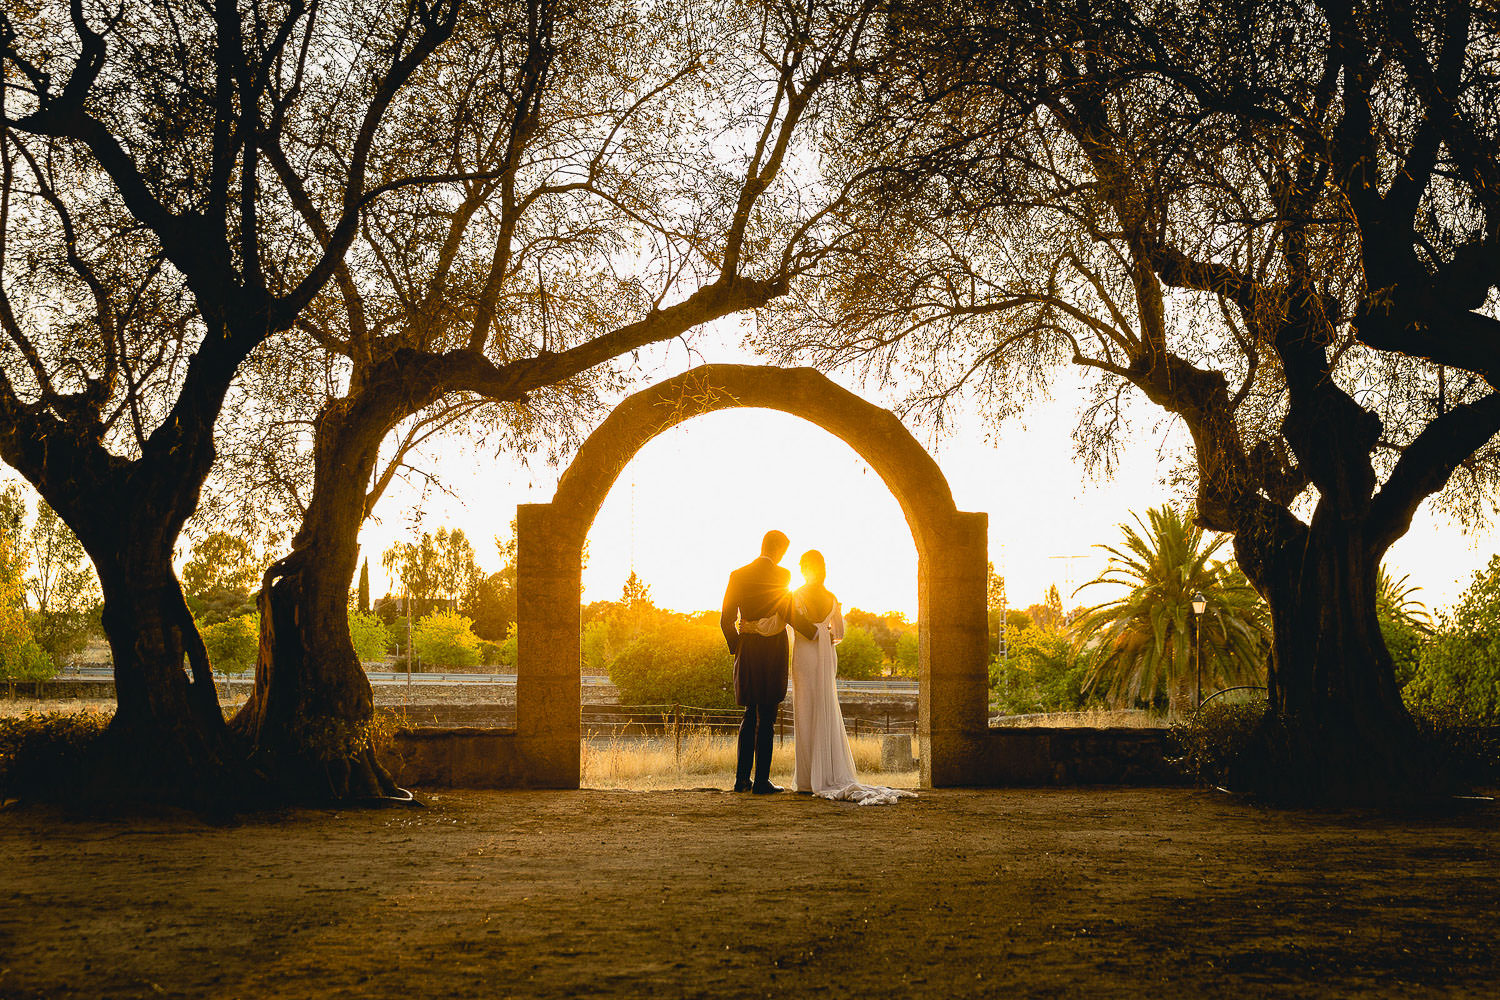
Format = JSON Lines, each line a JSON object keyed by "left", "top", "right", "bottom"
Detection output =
{"left": 1073, "top": 505, "right": 1271, "bottom": 709}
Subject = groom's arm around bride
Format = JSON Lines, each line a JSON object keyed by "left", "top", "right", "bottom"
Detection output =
{"left": 718, "top": 561, "right": 817, "bottom": 659}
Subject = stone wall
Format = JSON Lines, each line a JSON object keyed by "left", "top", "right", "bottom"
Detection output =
{"left": 382, "top": 727, "right": 532, "bottom": 789}
{"left": 971, "top": 727, "right": 1187, "bottom": 786}
{"left": 18, "top": 679, "right": 135, "bottom": 699}
{"left": 379, "top": 724, "right": 1188, "bottom": 789}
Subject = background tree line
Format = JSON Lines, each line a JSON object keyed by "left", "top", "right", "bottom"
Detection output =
{"left": 0, "top": 485, "right": 100, "bottom": 690}
{"left": 168, "top": 498, "right": 1500, "bottom": 735}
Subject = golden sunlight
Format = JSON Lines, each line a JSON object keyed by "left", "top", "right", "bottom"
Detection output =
{"left": 585, "top": 409, "right": 917, "bottom": 615}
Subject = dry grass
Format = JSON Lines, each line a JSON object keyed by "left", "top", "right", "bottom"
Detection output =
{"left": 0, "top": 696, "right": 249, "bottom": 719}
{"left": 990, "top": 707, "right": 1169, "bottom": 728}
{"left": 580, "top": 726, "right": 920, "bottom": 791}
{"left": 0, "top": 698, "right": 116, "bottom": 719}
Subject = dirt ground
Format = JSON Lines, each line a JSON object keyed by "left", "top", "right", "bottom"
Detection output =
{"left": 1, "top": 787, "right": 1496, "bottom": 999}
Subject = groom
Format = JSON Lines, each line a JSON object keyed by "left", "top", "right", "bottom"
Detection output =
{"left": 720, "top": 530, "right": 817, "bottom": 794}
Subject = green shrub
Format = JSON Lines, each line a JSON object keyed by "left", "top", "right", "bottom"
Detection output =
{"left": 1381, "top": 615, "right": 1425, "bottom": 691}
{"left": 582, "top": 613, "right": 653, "bottom": 675}
{"left": 1168, "top": 700, "right": 1267, "bottom": 787}
{"left": 609, "top": 620, "right": 734, "bottom": 709}
{"left": 836, "top": 625, "right": 885, "bottom": 679}
{"left": 348, "top": 610, "right": 391, "bottom": 663}
{"left": 894, "top": 631, "right": 918, "bottom": 678}
{"left": 1, "top": 638, "right": 55, "bottom": 693}
{"left": 29, "top": 606, "right": 98, "bottom": 668}
{"left": 186, "top": 589, "right": 256, "bottom": 627}
{"left": 199, "top": 613, "right": 258, "bottom": 673}
{"left": 990, "top": 625, "right": 1090, "bottom": 714}
{"left": 16, "top": 643, "right": 55, "bottom": 684}
{"left": 1403, "top": 554, "right": 1500, "bottom": 723}
{"left": 582, "top": 619, "right": 613, "bottom": 674}
{"left": 413, "top": 610, "right": 481, "bottom": 669}
{"left": 1409, "top": 702, "right": 1500, "bottom": 789}
{"left": 1405, "top": 631, "right": 1500, "bottom": 724}
{"left": 0, "top": 711, "right": 110, "bottom": 802}
{"left": 477, "top": 626, "right": 516, "bottom": 669}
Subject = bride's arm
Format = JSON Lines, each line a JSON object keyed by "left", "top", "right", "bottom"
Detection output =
{"left": 830, "top": 601, "right": 846, "bottom": 643}
{"left": 720, "top": 577, "right": 740, "bottom": 654}
{"left": 785, "top": 589, "right": 818, "bottom": 640}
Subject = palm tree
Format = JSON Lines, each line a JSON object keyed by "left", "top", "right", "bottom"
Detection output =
{"left": 1376, "top": 567, "right": 1433, "bottom": 635}
{"left": 1072, "top": 506, "right": 1271, "bottom": 715}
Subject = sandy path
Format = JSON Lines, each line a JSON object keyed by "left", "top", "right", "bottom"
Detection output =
{"left": 1, "top": 788, "right": 1496, "bottom": 999}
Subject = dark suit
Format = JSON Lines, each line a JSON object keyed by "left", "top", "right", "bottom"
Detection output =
{"left": 721, "top": 556, "right": 816, "bottom": 789}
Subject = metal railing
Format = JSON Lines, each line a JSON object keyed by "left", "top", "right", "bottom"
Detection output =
{"left": 1191, "top": 685, "right": 1268, "bottom": 721}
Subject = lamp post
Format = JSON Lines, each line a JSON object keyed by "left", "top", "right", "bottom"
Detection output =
{"left": 1191, "top": 591, "right": 1207, "bottom": 710}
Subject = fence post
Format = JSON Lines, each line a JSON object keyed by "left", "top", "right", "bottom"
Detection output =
{"left": 778, "top": 705, "right": 784, "bottom": 747}
{"left": 673, "top": 703, "right": 682, "bottom": 770}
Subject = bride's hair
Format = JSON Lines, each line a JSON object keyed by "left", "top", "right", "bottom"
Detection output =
{"left": 799, "top": 549, "right": 826, "bottom": 585}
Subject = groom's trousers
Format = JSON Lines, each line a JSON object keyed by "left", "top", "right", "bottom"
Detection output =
{"left": 736, "top": 703, "right": 778, "bottom": 787}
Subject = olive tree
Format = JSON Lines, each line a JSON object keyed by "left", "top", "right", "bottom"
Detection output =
{"left": 210, "top": 0, "right": 882, "bottom": 798}
{"left": 772, "top": 0, "right": 1500, "bottom": 800}
{"left": 0, "top": 0, "right": 463, "bottom": 797}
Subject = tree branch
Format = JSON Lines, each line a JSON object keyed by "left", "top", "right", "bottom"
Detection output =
{"left": 1369, "top": 391, "right": 1500, "bottom": 552}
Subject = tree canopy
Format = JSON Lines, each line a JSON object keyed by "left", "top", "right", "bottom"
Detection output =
{"left": 0, "top": 0, "right": 472, "bottom": 797}
{"left": 182, "top": 533, "right": 260, "bottom": 603}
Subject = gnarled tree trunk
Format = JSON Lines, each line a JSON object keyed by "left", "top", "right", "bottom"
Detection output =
{"left": 231, "top": 392, "right": 418, "bottom": 800}
{"left": 89, "top": 539, "right": 255, "bottom": 803}
{"left": 1229, "top": 512, "right": 1431, "bottom": 804}
{"left": 9, "top": 405, "right": 265, "bottom": 805}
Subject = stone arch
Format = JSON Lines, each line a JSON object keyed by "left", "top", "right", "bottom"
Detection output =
{"left": 512, "top": 364, "right": 990, "bottom": 787}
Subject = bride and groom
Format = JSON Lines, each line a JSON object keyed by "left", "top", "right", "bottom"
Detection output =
{"left": 719, "top": 530, "right": 915, "bottom": 806}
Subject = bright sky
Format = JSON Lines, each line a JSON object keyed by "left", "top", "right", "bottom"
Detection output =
{"left": 2, "top": 320, "right": 1488, "bottom": 619}
{"left": 350, "top": 318, "right": 1500, "bottom": 619}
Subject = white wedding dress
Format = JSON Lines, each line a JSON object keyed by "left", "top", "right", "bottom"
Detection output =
{"left": 791, "top": 596, "right": 916, "bottom": 806}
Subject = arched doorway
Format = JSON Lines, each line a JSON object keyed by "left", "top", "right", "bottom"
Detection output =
{"left": 512, "top": 365, "right": 990, "bottom": 787}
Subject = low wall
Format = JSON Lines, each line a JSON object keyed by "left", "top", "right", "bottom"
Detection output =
{"left": 383, "top": 704, "right": 517, "bottom": 728}
{"left": 968, "top": 726, "right": 1185, "bottom": 787}
{"left": 13, "top": 679, "right": 122, "bottom": 699}
{"left": 381, "top": 727, "right": 577, "bottom": 789}
{"left": 379, "top": 724, "right": 1185, "bottom": 789}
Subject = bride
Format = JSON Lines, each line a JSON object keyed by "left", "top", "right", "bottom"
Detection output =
{"left": 790, "top": 550, "right": 916, "bottom": 806}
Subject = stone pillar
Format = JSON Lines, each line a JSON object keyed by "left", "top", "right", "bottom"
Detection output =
{"left": 919, "top": 511, "right": 991, "bottom": 786}
{"left": 515, "top": 502, "right": 582, "bottom": 788}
